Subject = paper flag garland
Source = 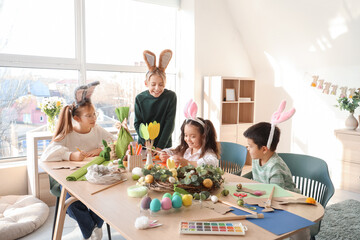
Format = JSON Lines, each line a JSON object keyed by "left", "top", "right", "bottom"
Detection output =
{"left": 309, "top": 75, "right": 359, "bottom": 99}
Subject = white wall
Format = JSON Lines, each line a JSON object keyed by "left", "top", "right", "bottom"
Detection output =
{"left": 0, "top": 164, "right": 28, "bottom": 195}
{"left": 179, "top": 0, "right": 253, "bottom": 115}
{"left": 226, "top": 0, "right": 360, "bottom": 186}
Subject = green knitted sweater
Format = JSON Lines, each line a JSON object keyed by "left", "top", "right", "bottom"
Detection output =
{"left": 134, "top": 89, "right": 177, "bottom": 149}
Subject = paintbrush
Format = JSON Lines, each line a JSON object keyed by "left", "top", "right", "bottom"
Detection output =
{"left": 191, "top": 213, "right": 264, "bottom": 222}
{"left": 145, "top": 147, "right": 163, "bottom": 154}
{"left": 218, "top": 199, "right": 257, "bottom": 214}
{"left": 262, "top": 186, "right": 275, "bottom": 212}
{"left": 91, "top": 179, "right": 128, "bottom": 195}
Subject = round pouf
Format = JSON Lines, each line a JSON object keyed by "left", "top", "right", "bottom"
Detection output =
{"left": 0, "top": 195, "right": 49, "bottom": 240}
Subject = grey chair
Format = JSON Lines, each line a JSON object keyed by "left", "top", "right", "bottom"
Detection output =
{"left": 219, "top": 142, "right": 247, "bottom": 176}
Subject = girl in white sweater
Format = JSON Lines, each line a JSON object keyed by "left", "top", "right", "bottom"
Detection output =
{"left": 41, "top": 81, "right": 114, "bottom": 240}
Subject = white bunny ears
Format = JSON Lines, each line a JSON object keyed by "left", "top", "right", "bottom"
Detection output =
{"left": 74, "top": 81, "right": 100, "bottom": 106}
{"left": 184, "top": 99, "right": 205, "bottom": 127}
{"left": 266, "top": 100, "right": 296, "bottom": 149}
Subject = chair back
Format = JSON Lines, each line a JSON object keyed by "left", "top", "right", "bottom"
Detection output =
{"left": 278, "top": 153, "right": 335, "bottom": 208}
{"left": 219, "top": 142, "right": 247, "bottom": 175}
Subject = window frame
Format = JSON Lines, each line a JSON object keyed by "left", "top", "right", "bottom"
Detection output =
{"left": 0, "top": 0, "right": 178, "bottom": 162}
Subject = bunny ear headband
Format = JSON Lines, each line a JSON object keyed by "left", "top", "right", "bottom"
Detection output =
{"left": 266, "top": 100, "right": 296, "bottom": 149}
{"left": 143, "top": 49, "right": 172, "bottom": 82}
{"left": 184, "top": 99, "right": 205, "bottom": 127}
{"left": 74, "top": 81, "right": 100, "bottom": 106}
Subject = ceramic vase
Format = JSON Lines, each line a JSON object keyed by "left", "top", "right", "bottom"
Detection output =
{"left": 345, "top": 113, "right": 358, "bottom": 130}
{"left": 145, "top": 151, "right": 153, "bottom": 166}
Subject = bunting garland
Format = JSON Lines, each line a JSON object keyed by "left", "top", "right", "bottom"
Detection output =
{"left": 310, "top": 75, "right": 359, "bottom": 98}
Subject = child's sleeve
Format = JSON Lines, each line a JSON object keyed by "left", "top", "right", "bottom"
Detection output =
{"left": 40, "top": 140, "right": 71, "bottom": 162}
{"left": 197, "top": 151, "right": 219, "bottom": 167}
{"left": 268, "top": 169, "right": 286, "bottom": 188}
{"left": 134, "top": 95, "right": 145, "bottom": 145}
{"left": 157, "top": 92, "right": 177, "bottom": 148}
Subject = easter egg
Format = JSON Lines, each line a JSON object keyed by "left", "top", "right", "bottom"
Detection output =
{"left": 211, "top": 195, "right": 218, "bottom": 203}
{"left": 182, "top": 194, "right": 193, "bottom": 207}
{"left": 203, "top": 178, "right": 213, "bottom": 188}
{"left": 163, "top": 193, "right": 172, "bottom": 199}
{"left": 172, "top": 195, "right": 182, "bottom": 208}
{"left": 145, "top": 174, "right": 154, "bottom": 184}
{"left": 161, "top": 197, "right": 172, "bottom": 210}
{"left": 168, "top": 176, "right": 176, "bottom": 183}
{"left": 132, "top": 174, "right": 140, "bottom": 181}
{"left": 172, "top": 192, "right": 181, "bottom": 199}
{"left": 141, "top": 196, "right": 152, "bottom": 210}
{"left": 150, "top": 198, "right": 161, "bottom": 212}
{"left": 132, "top": 167, "right": 143, "bottom": 177}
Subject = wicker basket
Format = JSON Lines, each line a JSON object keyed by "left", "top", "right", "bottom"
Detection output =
{"left": 149, "top": 179, "right": 222, "bottom": 193}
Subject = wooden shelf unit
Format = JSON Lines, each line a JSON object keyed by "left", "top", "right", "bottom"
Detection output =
{"left": 204, "top": 76, "right": 255, "bottom": 165}
{"left": 334, "top": 129, "right": 360, "bottom": 193}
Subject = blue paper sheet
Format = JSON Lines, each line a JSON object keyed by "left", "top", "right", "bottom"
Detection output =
{"left": 231, "top": 205, "right": 315, "bottom": 235}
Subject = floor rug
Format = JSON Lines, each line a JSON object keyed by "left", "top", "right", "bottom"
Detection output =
{"left": 316, "top": 199, "right": 360, "bottom": 240}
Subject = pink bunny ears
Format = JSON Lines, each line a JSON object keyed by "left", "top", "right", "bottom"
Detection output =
{"left": 266, "top": 100, "right": 296, "bottom": 149}
{"left": 184, "top": 99, "right": 205, "bottom": 127}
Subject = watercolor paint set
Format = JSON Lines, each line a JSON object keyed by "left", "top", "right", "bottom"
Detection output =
{"left": 180, "top": 221, "right": 247, "bottom": 235}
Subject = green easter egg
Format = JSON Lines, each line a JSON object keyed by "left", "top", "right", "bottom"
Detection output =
{"left": 163, "top": 193, "right": 172, "bottom": 199}
{"left": 132, "top": 174, "right": 140, "bottom": 180}
{"left": 172, "top": 192, "right": 181, "bottom": 199}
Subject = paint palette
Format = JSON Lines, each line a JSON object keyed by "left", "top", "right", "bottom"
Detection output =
{"left": 180, "top": 221, "right": 247, "bottom": 235}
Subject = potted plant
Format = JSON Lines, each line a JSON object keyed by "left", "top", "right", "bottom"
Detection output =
{"left": 336, "top": 90, "right": 360, "bottom": 130}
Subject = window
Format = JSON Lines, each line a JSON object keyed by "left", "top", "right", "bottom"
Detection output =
{"left": 0, "top": 0, "right": 178, "bottom": 161}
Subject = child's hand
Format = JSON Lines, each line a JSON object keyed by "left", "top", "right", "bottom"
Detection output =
{"left": 173, "top": 155, "right": 188, "bottom": 167}
{"left": 86, "top": 148, "right": 102, "bottom": 157}
{"left": 70, "top": 151, "right": 87, "bottom": 161}
{"left": 160, "top": 151, "right": 170, "bottom": 161}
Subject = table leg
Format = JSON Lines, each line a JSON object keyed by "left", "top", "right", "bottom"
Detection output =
{"left": 53, "top": 187, "right": 67, "bottom": 240}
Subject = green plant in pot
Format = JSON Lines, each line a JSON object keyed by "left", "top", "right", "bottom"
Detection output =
{"left": 336, "top": 90, "right": 360, "bottom": 130}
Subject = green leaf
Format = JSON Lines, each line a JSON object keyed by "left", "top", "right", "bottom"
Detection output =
{"left": 184, "top": 178, "right": 191, "bottom": 185}
{"left": 191, "top": 175, "right": 198, "bottom": 182}
{"left": 143, "top": 169, "right": 150, "bottom": 176}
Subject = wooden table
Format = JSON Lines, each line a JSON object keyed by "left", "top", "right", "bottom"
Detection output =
{"left": 40, "top": 161, "right": 324, "bottom": 240}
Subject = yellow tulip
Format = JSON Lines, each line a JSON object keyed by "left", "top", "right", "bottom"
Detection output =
{"left": 148, "top": 121, "right": 160, "bottom": 140}
{"left": 56, "top": 101, "right": 61, "bottom": 107}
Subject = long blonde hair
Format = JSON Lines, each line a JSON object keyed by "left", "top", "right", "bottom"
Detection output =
{"left": 52, "top": 101, "right": 93, "bottom": 142}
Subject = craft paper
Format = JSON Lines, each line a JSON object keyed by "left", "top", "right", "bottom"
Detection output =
{"left": 224, "top": 183, "right": 294, "bottom": 200}
{"left": 230, "top": 206, "right": 315, "bottom": 235}
{"left": 115, "top": 107, "right": 134, "bottom": 159}
{"left": 66, "top": 156, "right": 109, "bottom": 181}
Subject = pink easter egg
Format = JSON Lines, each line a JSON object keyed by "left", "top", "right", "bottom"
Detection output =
{"left": 161, "top": 197, "right": 172, "bottom": 210}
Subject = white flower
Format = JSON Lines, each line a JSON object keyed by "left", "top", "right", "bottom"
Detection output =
{"left": 40, "top": 97, "right": 67, "bottom": 118}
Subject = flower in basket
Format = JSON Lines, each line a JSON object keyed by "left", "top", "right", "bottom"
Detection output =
{"left": 336, "top": 90, "right": 360, "bottom": 114}
{"left": 39, "top": 96, "right": 66, "bottom": 132}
